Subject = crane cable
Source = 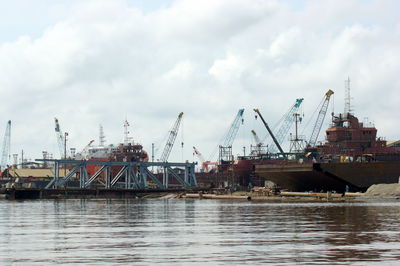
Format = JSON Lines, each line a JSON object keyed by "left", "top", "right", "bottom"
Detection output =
{"left": 300, "top": 96, "right": 324, "bottom": 136}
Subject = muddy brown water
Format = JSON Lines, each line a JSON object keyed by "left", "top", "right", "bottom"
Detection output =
{"left": 1, "top": 199, "right": 400, "bottom": 265}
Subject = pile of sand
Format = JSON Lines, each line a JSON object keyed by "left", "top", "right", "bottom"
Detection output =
{"left": 364, "top": 183, "right": 400, "bottom": 197}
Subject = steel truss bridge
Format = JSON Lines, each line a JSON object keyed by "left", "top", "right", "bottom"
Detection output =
{"left": 35, "top": 159, "right": 197, "bottom": 190}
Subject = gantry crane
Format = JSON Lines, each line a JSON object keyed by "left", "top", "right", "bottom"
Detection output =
{"left": 254, "top": 109, "right": 286, "bottom": 157}
{"left": 269, "top": 98, "right": 304, "bottom": 153}
{"left": 1, "top": 120, "right": 11, "bottom": 171}
{"left": 159, "top": 112, "right": 184, "bottom": 162}
{"left": 218, "top": 109, "right": 245, "bottom": 163}
{"left": 308, "top": 90, "right": 334, "bottom": 146}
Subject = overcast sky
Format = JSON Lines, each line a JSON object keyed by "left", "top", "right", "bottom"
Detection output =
{"left": 0, "top": 0, "right": 399, "bottom": 164}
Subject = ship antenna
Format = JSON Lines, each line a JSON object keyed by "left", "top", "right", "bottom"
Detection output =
{"left": 344, "top": 77, "right": 352, "bottom": 116}
{"left": 99, "top": 124, "right": 106, "bottom": 147}
{"left": 123, "top": 119, "right": 133, "bottom": 145}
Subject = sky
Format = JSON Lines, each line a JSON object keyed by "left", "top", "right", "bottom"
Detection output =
{"left": 0, "top": 0, "right": 399, "bottom": 164}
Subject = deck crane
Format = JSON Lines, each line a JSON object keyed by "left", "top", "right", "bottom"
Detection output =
{"left": 254, "top": 109, "right": 286, "bottom": 157}
{"left": 218, "top": 109, "right": 245, "bottom": 163}
{"left": 159, "top": 112, "right": 184, "bottom": 162}
{"left": 54, "top": 118, "right": 67, "bottom": 159}
{"left": 269, "top": 98, "right": 304, "bottom": 153}
{"left": 1, "top": 120, "right": 11, "bottom": 171}
{"left": 308, "top": 90, "right": 334, "bottom": 147}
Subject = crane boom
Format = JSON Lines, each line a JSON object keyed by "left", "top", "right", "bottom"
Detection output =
{"left": 159, "top": 112, "right": 184, "bottom": 162}
{"left": 269, "top": 98, "right": 303, "bottom": 153}
{"left": 222, "top": 109, "right": 244, "bottom": 147}
{"left": 308, "top": 90, "right": 334, "bottom": 146}
{"left": 216, "top": 109, "right": 245, "bottom": 163}
{"left": 193, "top": 146, "right": 205, "bottom": 163}
{"left": 54, "top": 118, "right": 65, "bottom": 158}
{"left": 251, "top": 130, "right": 262, "bottom": 146}
{"left": 1, "top": 120, "right": 11, "bottom": 170}
{"left": 193, "top": 146, "right": 216, "bottom": 173}
{"left": 254, "top": 109, "right": 285, "bottom": 156}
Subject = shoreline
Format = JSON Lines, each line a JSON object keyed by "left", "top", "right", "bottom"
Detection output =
{"left": 2, "top": 187, "right": 400, "bottom": 202}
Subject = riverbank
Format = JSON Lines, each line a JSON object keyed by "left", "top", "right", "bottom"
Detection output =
{"left": 4, "top": 184, "right": 400, "bottom": 202}
{"left": 182, "top": 191, "right": 363, "bottom": 202}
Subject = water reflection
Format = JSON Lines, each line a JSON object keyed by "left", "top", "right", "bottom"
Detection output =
{"left": 1, "top": 199, "right": 400, "bottom": 265}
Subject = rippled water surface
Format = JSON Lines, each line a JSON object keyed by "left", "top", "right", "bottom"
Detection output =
{"left": 1, "top": 198, "right": 400, "bottom": 265}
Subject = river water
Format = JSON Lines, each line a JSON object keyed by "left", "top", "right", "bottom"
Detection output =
{"left": 1, "top": 198, "right": 400, "bottom": 265}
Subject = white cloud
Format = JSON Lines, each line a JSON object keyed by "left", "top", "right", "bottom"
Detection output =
{"left": 163, "top": 61, "right": 194, "bottom": 80}
{"left": 208, "top": 54, "right": 245, "bottom": 82}
{"left": 0, "top": 0, "right": 399, "bottom": 163}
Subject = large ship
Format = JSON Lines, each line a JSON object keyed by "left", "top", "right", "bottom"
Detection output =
{"left": 255, "top": 111, "right": 400, "bottom": 192}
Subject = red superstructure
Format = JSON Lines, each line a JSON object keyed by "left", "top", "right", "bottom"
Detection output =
{"left": 314, "top": 112, "right": 400, "bottom": 160}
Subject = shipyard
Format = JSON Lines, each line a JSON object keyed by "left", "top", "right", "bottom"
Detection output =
{"left": 1, "top": 78, "right": 399, "bottom": 200}
{"left": 2, "top": 1, "right": 400, "bottom": 265}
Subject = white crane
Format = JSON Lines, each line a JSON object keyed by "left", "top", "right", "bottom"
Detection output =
{"left": 1, "top": 120, "right": 11, "bottom": 171}
{"left": 159, "top": 112, "right": 184, "bottom": 162}
{"left": 54, "top": 118, "right": 68, "bottom": 158}
{"left": 193, "top": 146, "right": 217, "bottom": 173}
{"left": 308, "top": 90, "right": 334, "bottom": 147}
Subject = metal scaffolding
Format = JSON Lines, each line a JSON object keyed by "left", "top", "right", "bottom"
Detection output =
{"left": 35, "top": 159, "right": 197, "bottom": 189}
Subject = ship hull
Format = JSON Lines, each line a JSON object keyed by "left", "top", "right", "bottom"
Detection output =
{"left": 255, "top": 161, "right": 400, "bottom": 192}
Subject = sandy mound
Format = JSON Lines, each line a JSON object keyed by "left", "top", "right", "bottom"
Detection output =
{"left": 364, "top": 183, "right": 400, "bottom": 197}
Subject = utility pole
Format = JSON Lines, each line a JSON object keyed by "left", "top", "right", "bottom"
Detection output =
{"left": 21, "top": 150, "right": 24, "bottom": 169}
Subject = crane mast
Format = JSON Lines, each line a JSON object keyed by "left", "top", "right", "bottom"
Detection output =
{"left": 254, "top": 109, "right": 285, "bottom": 157}
{"left": 308, "top": 90, "right": 334, "bottom": 146}
{"left": 1, "top": 120, "right": 11, "bottom": 171}
{"left": 269, "top": 98, "right": 303, "bottom": 153}
{"left": 159, "top": 112, "right": 184, "bottom": 162}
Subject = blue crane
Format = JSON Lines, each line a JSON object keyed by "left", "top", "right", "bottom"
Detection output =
{"left": 213, "top": 109, "right": 244, "bottom": 163}
{"left": 269, "top": 98, "right": 304, "bottom": 153}
{"left": 222, "top": 109, "right": 244, "bottom": 147}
